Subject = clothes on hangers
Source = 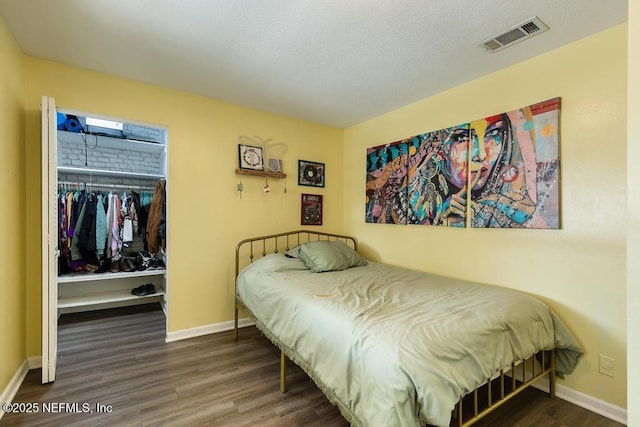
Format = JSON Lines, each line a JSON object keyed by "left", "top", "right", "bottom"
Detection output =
{"left": 146, "top": 179, "right": 166, "bottom": 254}
{"left": 96, "top": 194, "right": 107, "bottom": 257}
{"left": 56, "top": 180, "right": 163, "bottom": 275}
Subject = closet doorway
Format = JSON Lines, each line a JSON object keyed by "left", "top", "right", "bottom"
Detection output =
{"left": 41, "top": 96, "right": 169, "bottom": 383}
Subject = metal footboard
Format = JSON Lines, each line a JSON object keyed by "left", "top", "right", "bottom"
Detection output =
{"left": 453, "top": 349, "right": 556, "bottom": 426}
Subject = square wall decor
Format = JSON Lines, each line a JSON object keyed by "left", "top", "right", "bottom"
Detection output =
{"left": 298, "top": 160, "right": 325, "bottom": 187}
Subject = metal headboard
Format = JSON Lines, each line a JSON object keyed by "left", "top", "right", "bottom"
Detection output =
{"left": 234, "top": 229, "right": 358, "bottom": 279}
{"left": 234, "top": 229, "right": 358, "bottom": 339}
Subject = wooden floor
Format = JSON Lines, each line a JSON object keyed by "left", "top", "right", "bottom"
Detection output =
{"left": 1, "top": 304, "right": 623, "bottom": 427}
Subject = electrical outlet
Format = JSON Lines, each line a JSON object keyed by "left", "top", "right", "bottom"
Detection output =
{"left": 599, "top": 355, "right": 615, "bottom": 377}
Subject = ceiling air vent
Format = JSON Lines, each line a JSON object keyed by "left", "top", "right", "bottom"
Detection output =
{"left": 479, "top": 16, "right": 549, "bottom": 53}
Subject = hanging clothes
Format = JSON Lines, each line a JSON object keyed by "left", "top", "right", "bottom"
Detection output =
{"left": 77, "top": 192, "right": 98, "bottom": 261}
{"left": 110, "top": 193, "right": 122, "bottom": 260}
{"left": 146, "top": 179, "right": 165, "bottom": 254}
{"left": 120, "top": 191, "right": 134, "bottom": 247}
{"left": 96, "top": 194, "right": 108, "bottom": 257}
{"left": 70, "top": 191, "right": 87, "bottom": 262}
{"left": 106, "top": 192, "right": 114, "bottom": 258}
{"left": 58, "top": 192, "right": 70, "bottom": 275}
{"left": 57, "top": 182, "right": 157, "bottom": 275}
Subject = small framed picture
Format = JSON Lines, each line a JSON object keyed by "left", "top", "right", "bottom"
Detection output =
{"left": 301, "top": 194, "right": 323, "bottom": 226}
{"left": 298, "top": 160, "right": 325, "bottom": 187}
{"left": 239, "top": 144, "right": 264, "bottom": 170}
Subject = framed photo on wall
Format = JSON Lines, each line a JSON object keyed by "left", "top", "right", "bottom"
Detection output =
{"left": 239, "top": 144, "right": 264, "bottom": 170}
{"left": 298, "top": 160, "right": 325, "bottom": 187}
{"left": 301, "top": 193, "right": 323, "bottom": 226}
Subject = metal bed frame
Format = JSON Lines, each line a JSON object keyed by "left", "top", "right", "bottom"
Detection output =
{"left": 233, "top": 230, "right": 555, "bottom": 426}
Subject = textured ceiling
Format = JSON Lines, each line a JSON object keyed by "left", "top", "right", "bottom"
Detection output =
{"left": 0, "top": 0, "right": 628, "bottom": 128}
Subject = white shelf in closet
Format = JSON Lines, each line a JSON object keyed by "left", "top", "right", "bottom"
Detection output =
{"left": 57, "top": 166, "right": 164, "bottom": 180}
{"left": 58, "top": 269, "right": 166, "bottom": 284}
{"left": 57, "top": 130, "right": 165, "bottom": 153}
{"left": 57, "top": 287, "right": 165, "bottom": 309}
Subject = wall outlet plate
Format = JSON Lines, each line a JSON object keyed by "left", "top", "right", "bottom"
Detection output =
{"left": 599, "top": 355, "right": 615, "bottom": 377}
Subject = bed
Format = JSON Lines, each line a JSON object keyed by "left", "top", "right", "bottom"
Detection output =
{"left": 233, "top": 230, "right": 583, "bottom": 427}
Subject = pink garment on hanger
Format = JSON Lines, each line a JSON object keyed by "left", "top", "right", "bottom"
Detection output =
{"left": 106, "top": 193, "right": 114, "bottom": 258}
{"left": 110, "top": 194, "right": 122, "bottom": 259}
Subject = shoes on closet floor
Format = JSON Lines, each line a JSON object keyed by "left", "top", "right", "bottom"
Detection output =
{"left": 94, "top": 260, "right": 111, "bottom": 273}
{"left": 85, "top": 264, "right": 99, "bottom": 273}
{"left": 120, "top": 257, "right": 136, "bottom": 272}
{"left": 131, "top": 283, "right": 156, "bottom": 296}
{"left": 109, "top": 260, "right": 121, "bottom": 273}
{"left": 147, "top": 259, "right": 166, "bottom": 270}
{"left": 136, "top": 251, "right": 153, "bottom": 270}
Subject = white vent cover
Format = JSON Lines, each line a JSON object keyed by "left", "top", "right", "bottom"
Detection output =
{"left": 479, "top": 16, "right": 549, "bottom": 53}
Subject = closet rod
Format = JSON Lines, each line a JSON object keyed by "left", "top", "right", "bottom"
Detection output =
{"left": 57, "top": 181, "right": 156, "bottom": 191}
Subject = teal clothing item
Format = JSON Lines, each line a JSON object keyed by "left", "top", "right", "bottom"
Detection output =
{"left": 95, "top": 194, "right": 108, "bottom": 256}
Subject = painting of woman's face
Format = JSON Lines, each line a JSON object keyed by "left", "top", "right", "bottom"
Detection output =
{"left": 442, "top": 126, "right": 469, "bottom": 189}
{"left": 469, "top": 117, "right": 504, "bottom": 190}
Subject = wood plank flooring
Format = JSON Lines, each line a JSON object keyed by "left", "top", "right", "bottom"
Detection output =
{"left": 1, "top": 304, "right": 624, "bottom": 426}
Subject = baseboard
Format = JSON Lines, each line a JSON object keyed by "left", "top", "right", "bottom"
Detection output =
{"left": 532, "top": 377, "right": 627, "bottom": 425}
{"left": 165, "top": 317, "right": 255, "bottom": 342}
{"left": 0, "top": 360, "right": 30, "bottom": 420}
{"left": 28, "top": 356, "right": 42, "bottom": 370}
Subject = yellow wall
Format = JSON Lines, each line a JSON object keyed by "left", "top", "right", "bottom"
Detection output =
{"left": 0, "top": 16, "right": 26, "bottom": 394}
{"left": 23, "top": 58, "right": 343, "bottom": 354}
{"left": 4, "top": 14, "right": 631, "bottom": 417}
{"left": 343, "top": 25, "right": 628, "bottom": 408}
{"left": 627, "top": 2, "right": 639, "bottom": 424}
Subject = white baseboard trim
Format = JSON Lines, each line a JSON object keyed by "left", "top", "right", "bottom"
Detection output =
{"left": 165, "top": 317, "right": 255, "bottom": 342}
{"left": 28, "top": 356, "right": 42, "bottom": 370}
{"left": 0, "top": 360, "right": 30, "bottom": 420}
{"left": 532, "top": 377, "right": 627, "bottom": 425}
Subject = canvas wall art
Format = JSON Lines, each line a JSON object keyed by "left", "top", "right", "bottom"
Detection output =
{"left": 364, "top": 97, "right": 561, "bottom": 229}
{"left": 469, "top": 98, "right": 560, "bottom": 228}
{"left": 406, "top": 125, "right": 469, "bottom": 227}
{"left": 365, "top": 140, "right": 409, "bottom": 224}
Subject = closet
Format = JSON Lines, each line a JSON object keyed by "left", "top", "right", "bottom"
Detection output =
{"left": 55, "top": 114, "right": 168, "bottom": 314}
{"left": 40, "top": 96, "right": 168, "bottom": 383}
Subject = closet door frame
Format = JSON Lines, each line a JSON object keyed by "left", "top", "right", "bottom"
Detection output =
{"left": 41, "top": 95, "right": 58, "bottom": 383}
{"left": 41, "top": 100, "right": 169, "bottom": 383}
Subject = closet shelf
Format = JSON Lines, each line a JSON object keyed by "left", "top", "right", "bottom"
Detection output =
{"left": 57, "top": 130, "right": 165, "bottom": 153}
{"left": 58, "top": 166, "right": 164, "bottom": 180}
{"left": 58, "top": 269, "right": 166, "bottom": 284}
{"left": 235, "top": 168, "right": 287, "bottom": 179}
{"left": 57, "top": 287, "right": 165, "bottom": 309}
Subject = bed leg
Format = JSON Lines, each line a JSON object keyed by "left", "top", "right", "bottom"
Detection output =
{"left": 234, "top": 306, "right": 239, "bottom": 341}
{"left": 549, "top": 350, "right": 556, "bottom": 399}
{"left": 280, "top": 350, "right": 287, "bottom": 393}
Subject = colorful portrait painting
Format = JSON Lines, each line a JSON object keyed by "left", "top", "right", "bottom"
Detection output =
{"left": 364, "top": 97, "right": 561, "bottom": 229}
{"left": 469, "top": 98, "right": 560, "bottom": 228}
{"left": 406, "top": 125, "right": 469, "bottom": 227}
{"left": 365, "top": 140, "right": 409, "bottom": 224}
